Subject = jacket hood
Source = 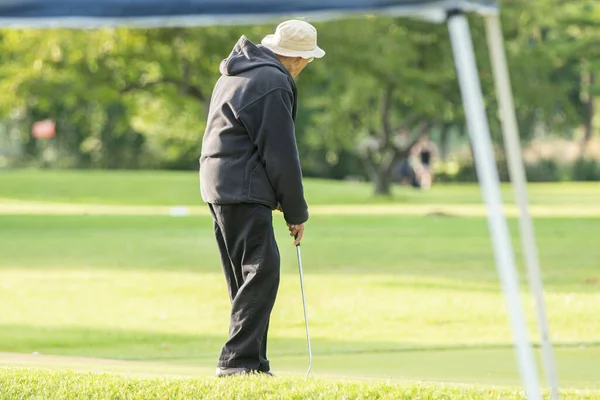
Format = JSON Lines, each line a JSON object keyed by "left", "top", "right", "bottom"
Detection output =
{"left": 219, "top": 36, "right": 290, "bottom": 77}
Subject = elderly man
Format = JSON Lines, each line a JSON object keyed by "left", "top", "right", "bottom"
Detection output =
{"left": 199, "top": 20, "right": 325, "bottom": 377}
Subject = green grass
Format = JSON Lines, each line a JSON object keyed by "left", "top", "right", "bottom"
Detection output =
{"left": 2, "top": 168, "right": 600, "bottom": 205}
{"left": 1, "top": 214, "right": 600, "bottom": 389}
{"left": 1, "top": 170, "right": 600, "bottom": 398}
{"left": 7, "top": 368, "right": 593, "bottom": 400}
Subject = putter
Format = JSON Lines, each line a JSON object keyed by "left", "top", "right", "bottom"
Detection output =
{"left": 295, "top": 234, "right": 312, "bottom": 379}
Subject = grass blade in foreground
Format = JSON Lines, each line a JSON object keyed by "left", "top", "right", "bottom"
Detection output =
{"left": 1, "top": 368, "right": 598, "bottom": 400}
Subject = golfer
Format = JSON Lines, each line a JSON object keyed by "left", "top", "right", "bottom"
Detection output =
{"left": 199, "top": 20, "right": 325, "bottom": 377}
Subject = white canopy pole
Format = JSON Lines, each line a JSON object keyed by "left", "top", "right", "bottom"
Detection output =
{"left": 484, "top": 14, "right": 559, "bottom": 400}
{"left": 447, "top": 11, "right": 541, "bottom": 400}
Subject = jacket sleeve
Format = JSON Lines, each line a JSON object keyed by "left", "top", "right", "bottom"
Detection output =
{"left": 238, "top": 88, "right": 309, "bottom": 225}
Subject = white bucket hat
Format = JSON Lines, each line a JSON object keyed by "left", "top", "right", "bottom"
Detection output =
{"left": 261, "top": 20, "right": 325, "bottom": 62}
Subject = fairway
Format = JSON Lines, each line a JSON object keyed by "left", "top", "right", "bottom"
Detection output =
{"left": 1, "top": 171, "right": 600, "bottom": 398}
{"left": 2, "top": 169, "right": 600, "bottom": 207}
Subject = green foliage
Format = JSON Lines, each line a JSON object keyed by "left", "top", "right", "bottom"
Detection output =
{"left": 572, "top": 157, "right": 600, "bottom": 181}
{"left": 0, "top": 27, "right": 255, "bottom": 169}
{"left": 524, "top": 159, "right": 569, "bottom": 182}
{"left": 438, "top": 158, "right": 598, "bottom": 183}
{"left": 0, "top": 0, "right": 598, "bottom": 187}
{"left": 439, "top": 156, "right": 511, "bottom": 183}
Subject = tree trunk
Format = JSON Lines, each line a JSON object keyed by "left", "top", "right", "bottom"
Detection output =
{"left": 372, "top": 169, "right": 392, "bottom": 196}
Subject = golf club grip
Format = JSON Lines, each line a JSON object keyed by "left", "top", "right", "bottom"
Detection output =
{"left": 295, "top": 233, "right": 300, "bottom": 247}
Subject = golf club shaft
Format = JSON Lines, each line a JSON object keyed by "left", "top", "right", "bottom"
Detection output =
{"left": 296, "top": 243, "right": 312, "bottom": 379}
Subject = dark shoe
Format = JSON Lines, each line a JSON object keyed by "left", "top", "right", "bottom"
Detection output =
{"left": 258, "top": 370, "right": 275, "bottom": 377}
{"left": 215, "top": 367, "right": 251, "bottom": 377}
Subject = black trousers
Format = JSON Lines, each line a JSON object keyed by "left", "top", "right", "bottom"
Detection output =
{"left": 208, "top": 203, "right": 280, "bottom": 372}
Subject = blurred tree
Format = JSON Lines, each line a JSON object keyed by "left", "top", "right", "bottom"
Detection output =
{"left": 300, "top": 17, "right": 467, "bottom": 194}
{"left": 0, "top": 27, "right": 264, "bottom": 168}
{"left": 0, "top": 1, "right": 595, "bottom": 184}
{"left": 550, "top": 0, "right": 600, "bottom": 147}
{"left": 0, "top": 29, "right": 146, "bottom": 168}
{"left": 497, "top": 0, "right": 600, "bottom": 145}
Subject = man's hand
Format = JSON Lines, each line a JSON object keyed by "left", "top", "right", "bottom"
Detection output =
{"left": 287, "top": 223, "right": 304, "bottom": 246}
{"left": 276, "top": 203, "right": 283, "bottom": 212}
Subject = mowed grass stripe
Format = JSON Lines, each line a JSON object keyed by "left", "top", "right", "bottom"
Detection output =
{"left": 1, "top": 170, "right": 600, "bottom": 206}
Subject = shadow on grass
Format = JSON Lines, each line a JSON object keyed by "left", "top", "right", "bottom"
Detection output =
{"left": 3, "top": 324, "right": 600, "bottom": 389}
{"left": 2, "top": 324, "right": 599, "bottom": 362}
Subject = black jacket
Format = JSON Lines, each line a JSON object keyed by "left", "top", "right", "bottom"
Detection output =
{"left": 199, "top": 36, "right": 308, "bottom": 225}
